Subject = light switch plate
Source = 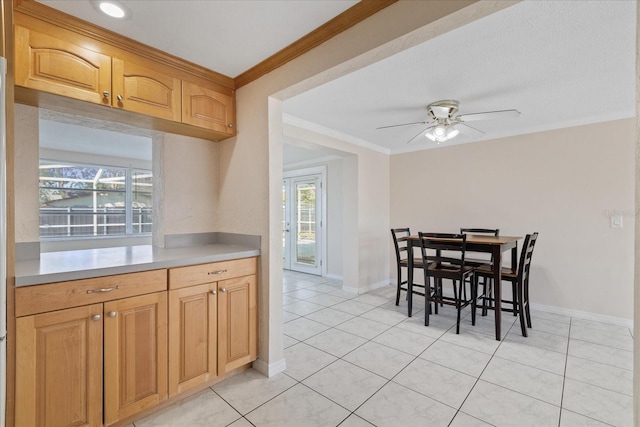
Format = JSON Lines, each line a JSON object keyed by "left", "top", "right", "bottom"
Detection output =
{"left": 610, "top": 215, "right": 623, "bottom": 228}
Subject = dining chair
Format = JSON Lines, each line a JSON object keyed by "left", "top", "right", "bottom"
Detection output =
{"left": 474, "top": 232, "right": 539, "bottom": 336}
{"left": 390, "top": 228, "right": 427, "bottom": 311}
{"left": 460, "top": 228, "right": 500, "bottom": 312}
{"left": 418, "top": 232, "right": 477, "bottom": 334}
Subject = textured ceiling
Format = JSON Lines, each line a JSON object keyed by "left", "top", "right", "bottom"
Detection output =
{"left": 283, "top": 0, "right": 636, "bottom": 153}
{"left": 37, "top": 0, "right": 358, "bottom": 77}
{"left": 37, "top": 1, "right": 636, "bottom": 155}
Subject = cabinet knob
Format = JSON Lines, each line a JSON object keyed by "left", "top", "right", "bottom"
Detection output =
{"left": 227, "top": 123, "right": 233, "bottom": 128}
{"left": 117, "top": 94, "right": 123, "bottom": 101}
{"left": 220, "top": 288, "right": 227, "bottom": 293}
{"left": 92, "top": 314, "right": 101, "bottom": 321}
{"left": 108, "top": 311, "right": 117, "bottom": 318}
{"left": 211, "top": 290, "right": 217, "bottom": 295}
{"left": 103, "top": 91, "right": 110, "bottom": 98}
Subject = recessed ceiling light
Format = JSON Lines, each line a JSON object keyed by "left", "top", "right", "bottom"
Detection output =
{"left": 91, "top": 0, "right": 131, "bottom": 19}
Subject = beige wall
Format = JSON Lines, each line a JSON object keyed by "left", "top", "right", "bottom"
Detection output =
{"left": 14, "top": 104, "right": 39, "bottom": 243}
{"left": 155, "top": 133, "right": 219, "bottom": 244}
{"left": 391, "top": 119, "right": 635, "bottom": 321}
{"left": 217, "top": 1, "right": 513, "bottom": 373}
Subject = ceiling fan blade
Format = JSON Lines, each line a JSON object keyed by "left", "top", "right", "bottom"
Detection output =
{"left": 406, "top": 125, "right": 434, "bottom": 144}
{"left": 458, "top": 122, "right": 485, "bottom": 135}
{"left": 376, "top": 120, "right": 427, "bottom": 130}
{"left": 457, "top": 109, "right": 520, "bottom": 122}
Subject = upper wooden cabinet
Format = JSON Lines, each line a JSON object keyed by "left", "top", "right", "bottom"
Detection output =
{"left": 15, "top": 24, "right": 112, "bottom": 106}
{"left": 112, "top": 57, "right": 181, "bottom": 122}
{"left": 13, "top": 11, "right": 236, "bottom": 141}
{"left": 182, "top": 80, "right": 235, "bottom": 135}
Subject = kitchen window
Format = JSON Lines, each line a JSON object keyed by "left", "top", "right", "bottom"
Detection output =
{"left": 39, "top": 160, "right": 153, "bottom": 238}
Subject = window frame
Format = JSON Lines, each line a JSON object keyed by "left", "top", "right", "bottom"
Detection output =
{"left": 38, "top": 159, "right": 153, "bottom": 240}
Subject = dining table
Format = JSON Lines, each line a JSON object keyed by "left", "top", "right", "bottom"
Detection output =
{"left": 405, "top": 234, "right": 522, "bottom": 341}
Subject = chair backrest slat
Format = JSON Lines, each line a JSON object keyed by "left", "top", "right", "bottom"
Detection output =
{"left": 518, "top": 232, "right": 539, "bottom": 284}
{"left": 418, "top": 232, "right": 467, "bottom": 268}
{"left": 460, "top": 228, "right": 499, "bottom": 236}
{"left": 391, "top": 228, "right": 411, "bottom": 263}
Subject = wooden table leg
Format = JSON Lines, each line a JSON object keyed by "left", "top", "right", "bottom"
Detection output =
{"left": 492, "top": 246, "right": 502, "bottom": 340}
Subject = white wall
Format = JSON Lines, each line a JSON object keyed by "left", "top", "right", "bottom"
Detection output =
{"left": 283, "top": 124, "right": 390, "bottom": 292}
{"left": 391, "top": 119, "right": 635, "bottom": 322}
{"left": 325, "top": 157, "right": 344, "bottom": 279}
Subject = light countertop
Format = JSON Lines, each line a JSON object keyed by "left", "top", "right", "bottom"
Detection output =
{"left": 15, "top": 243, "right": 261, "bottom": 286}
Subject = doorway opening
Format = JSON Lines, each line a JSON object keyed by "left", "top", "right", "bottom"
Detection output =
{"left": 283, "top": 166, "right": 326, "bottom": 275}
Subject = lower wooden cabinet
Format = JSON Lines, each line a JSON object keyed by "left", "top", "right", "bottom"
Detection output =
{"left": 168, "top": 273, "right": 258, "bottom": 395}
{"left": 218, "top": 275, "right": 257, "bottom": 375}
{"left": 15, "top": 304, "right": 104, "bottom": 427}
{"left": 104, "top": 292, "right": 168, "bottom": 424}
{"left": 15, "top": 291, "right": 168, "bottom": 427}
{"left": 14, "top": 257, "right": 257, "bottom": 426}
{"left": 168, "top": 283, "right": 218, "bottom": 397}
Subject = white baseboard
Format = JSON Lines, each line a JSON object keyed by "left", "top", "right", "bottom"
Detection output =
{"left": 324, "top": 273, "right": 343, "bottom": 282}
{"left": 530, "top": 303, "right": 633, "bottom": 329}
{"left": 252, "top": 358, "right": 287, "bottom": 377}
{"left": 340, "top": 285, "right": 360, "bottom": 295}
{"left": 343, "top": 279, "right": 391, "bottom": 295}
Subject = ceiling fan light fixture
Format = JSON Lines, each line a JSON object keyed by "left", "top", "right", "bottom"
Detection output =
{"left": 425, "top": 131, "right": 437, "bottom": 142}
{"left": 446, "top": 127, "right": 460, "bottom": 139}
{"left": 433, "top": 124, "right": 447, "bottom": 138}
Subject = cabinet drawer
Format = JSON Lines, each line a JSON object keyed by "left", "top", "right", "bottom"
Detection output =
{"left": 15, "top": 269, "right": 167, "bottom": 317}
{"left": 169, "top": 257, "right": 257, "bottom": 290}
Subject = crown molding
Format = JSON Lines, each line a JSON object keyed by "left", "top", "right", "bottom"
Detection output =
{"left": 283, "top": 114, "right": 390, "bottom": 155}
{"left": 234, "top": 0, "right": 398, "bottom": 88}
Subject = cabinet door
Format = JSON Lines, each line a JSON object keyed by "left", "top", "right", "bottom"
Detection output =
{"left": 15, "top": 25, "right": 112, "bottom": 105}
{"left": 104, "top": 292, "right": 168, "bottom": 425}
{"left": 15, "top": 304, "right": 103, "bottom": 427}
{"left": 112, "top": 57, "right": 181, "bottom": 121}
{"left": 217, "top": 275, "right": 257, "bottom": 374}
{"left": 182, "top": 81, "right": 235, "bottom": 135}
{"left": 168, "top": 283, "right": 217, "bottom": 397}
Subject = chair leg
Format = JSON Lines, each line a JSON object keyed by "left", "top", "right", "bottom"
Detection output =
{"left": 395, "top": 265, "right": 402, "bottom": 306}
{"left": 524, "top": 277, "right": 532, "bottom": 328}
{"left": 453, "top": 280, "right": 461, "bottom": 334}
{"left": 471, "top": 275, "right": 477, "bottom": 326}
{"left": 512, "top": 282, "right": 517, "bottom": 316}
{"left": 424, "top": 277, "right": 430, "bottom": 326}
{"left": 517, "top": 279, "right": 527, "bottom": 337}
{"left": 434, "top": 278, "right": 440, "bottom": 314}
{"left": 482, "top": 278, "right": 491, "bottom": 317}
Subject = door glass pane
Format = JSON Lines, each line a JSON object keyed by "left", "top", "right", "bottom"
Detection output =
{"left": 295, "top": 181, "right": 316, "bottom": 266}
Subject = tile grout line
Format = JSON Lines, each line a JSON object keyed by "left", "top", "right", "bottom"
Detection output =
{"left": 446, "top": 315, "right": 515, "bottom": 426}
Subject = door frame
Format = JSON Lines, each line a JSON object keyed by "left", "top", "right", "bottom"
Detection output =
{"left": 283, "top": 165, "right": 327, "bottom": 276}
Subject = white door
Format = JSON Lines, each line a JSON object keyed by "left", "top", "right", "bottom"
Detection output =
{"left": 283, "top": 171, "right": 323, "bottom": 275}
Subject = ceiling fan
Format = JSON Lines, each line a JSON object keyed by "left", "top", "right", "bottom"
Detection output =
{"left": 377, "top": 100, "right": 521, "bottom": 144}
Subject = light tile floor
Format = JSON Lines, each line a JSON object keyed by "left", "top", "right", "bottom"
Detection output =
{"left": 134, "top": 271, "right": 634, "bottom": 427}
